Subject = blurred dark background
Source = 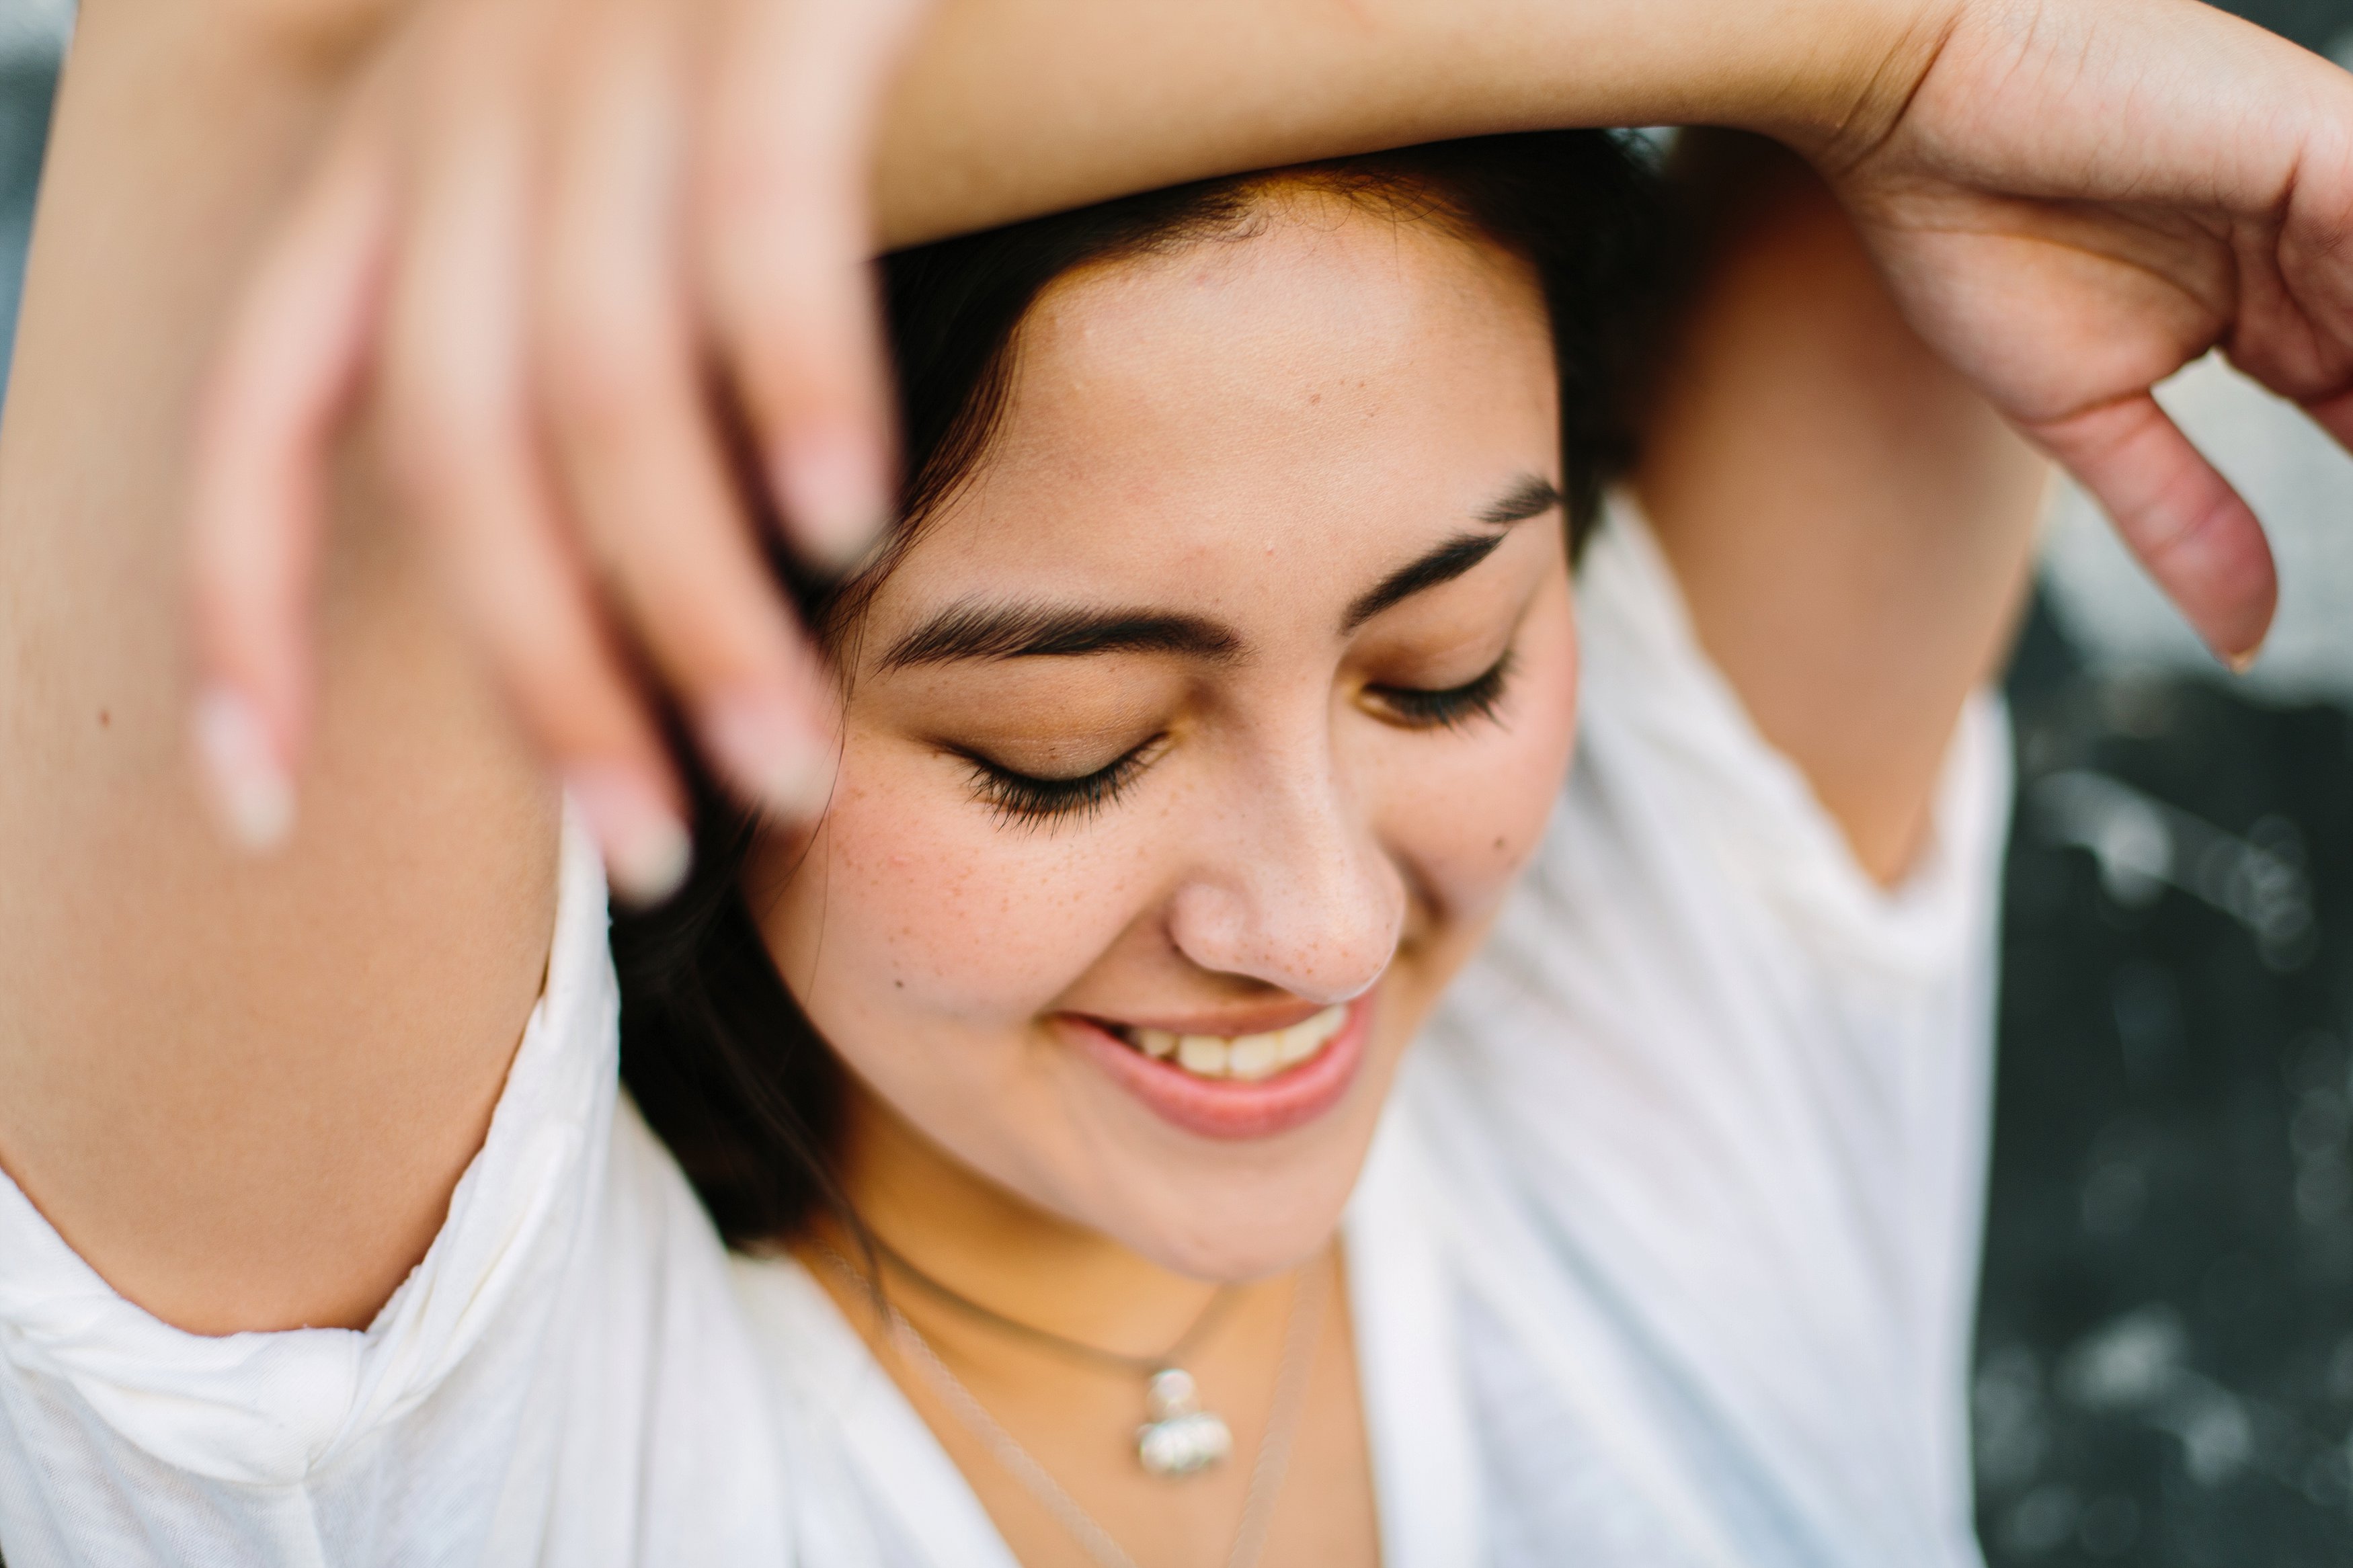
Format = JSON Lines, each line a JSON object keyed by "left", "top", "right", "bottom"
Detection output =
{"left": 0, "top": 3, "right": 2351, "bottom": 1563}
{"left": 1978, "top": 609, "right": 2353, "bottom": 1565}
{"left": 2231, "top": 0, "right": 2353, "bottom": 48}
{"left": 1971, "top": 5, "right": 2353, "bottom": 1561}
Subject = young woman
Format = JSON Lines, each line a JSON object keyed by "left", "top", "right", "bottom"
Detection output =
{"left": 0, "top": 122, "right": 2011, "bottom": 1568}
{"left": 5, "top": 122, "right": 1689, "bottom": 1565}
{"left": 0, "top": 1, "right": 2347, "bottom": 1565}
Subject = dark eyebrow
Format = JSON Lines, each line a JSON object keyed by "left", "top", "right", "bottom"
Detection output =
{"left": 1343, "top": 475, "right": 1562, "bottom": 632}
{"left": 879, "top": 601, "right": 1244, "bottom": 671}
{"left": 1476, "top": 475, "right": 1564, "bottom": 526}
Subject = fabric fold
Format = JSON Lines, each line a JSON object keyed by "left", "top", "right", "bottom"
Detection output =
{"left": 0, "top": 814, "right": 615, "bottom": 1486}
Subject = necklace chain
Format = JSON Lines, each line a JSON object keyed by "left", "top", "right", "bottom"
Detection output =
{"left": 821, "top": 1245, "right": 1328, "bottom": 1568}
{"left": 866, "top": 1235, "right": 1240, "bottom": 1377}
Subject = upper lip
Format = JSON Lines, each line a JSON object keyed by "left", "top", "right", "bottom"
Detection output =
{"left": 1072, "top": 1000, "right": 1345, "bottom": 1039}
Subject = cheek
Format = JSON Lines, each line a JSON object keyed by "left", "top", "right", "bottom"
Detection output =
{"left": 1378, "top": 581, "right": 1579, "bottom": 930}
{"left": 758, "top": 734, "right": 1160, "bottom": 1034}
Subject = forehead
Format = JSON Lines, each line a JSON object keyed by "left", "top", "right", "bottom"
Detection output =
{"left": 861, "top": 194, "right": 1562, "bottom": 641}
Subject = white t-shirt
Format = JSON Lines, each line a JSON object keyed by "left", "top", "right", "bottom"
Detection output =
{"left": 0, "top": 503, "right": 2007, "bottom": 1567}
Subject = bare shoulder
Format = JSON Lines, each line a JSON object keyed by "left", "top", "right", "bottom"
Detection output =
{"left": 0, "top": 0, "right": 557, "bottom": 1335}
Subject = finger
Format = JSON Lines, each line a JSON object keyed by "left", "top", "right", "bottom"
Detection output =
{"left": 695, "top": 0, "right": 926, "bottom": 571}
{"left": 2024, "top": 392, "right": 2278, "bottom": 667}
{"left": 536, "top": 7, "right": 838, "bottom": 821}
{"left": 377, "top": 56, "right": 692, "bottom": 905}
{"left": 186, "top": 134, "right": 394, "bottom": 851}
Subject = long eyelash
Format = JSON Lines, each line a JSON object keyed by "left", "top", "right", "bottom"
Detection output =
{"left": 963, "top": 745, "right": 1156, "bottom": 827}
{"left": 1375, "top": 650, "right": 1515, "bottom": 731}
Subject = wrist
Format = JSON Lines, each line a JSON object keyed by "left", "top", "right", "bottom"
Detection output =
{"left": 1678, "top": 0, "right": 1970, "bottom": 157}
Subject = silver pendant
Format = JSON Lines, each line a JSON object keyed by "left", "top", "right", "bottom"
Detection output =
{"left": 1135, "top": 1367, "right": 1232, "bottom": 1478}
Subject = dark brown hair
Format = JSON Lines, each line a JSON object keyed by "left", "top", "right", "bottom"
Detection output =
{"left": 612, "top": 130, "right": 1676, "bottom": 1249}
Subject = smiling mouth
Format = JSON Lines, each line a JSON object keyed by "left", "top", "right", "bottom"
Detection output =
{"left": 1102, "top": 1005, "right": 1349, "bottom": 1082}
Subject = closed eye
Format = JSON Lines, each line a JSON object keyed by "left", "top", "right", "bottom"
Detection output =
{"left": 959, "top": 737, "right": 1165, "bottom": 827}
{"left": 1364, "top": 650, "right": 1515, "bottom": 731}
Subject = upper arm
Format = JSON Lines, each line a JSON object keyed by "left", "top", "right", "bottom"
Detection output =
{"left": 0, "top": 1, "right": 557, "bottom": 1335}
{"left": 1631, "top": 132, "right": 2048, "bottom": 885}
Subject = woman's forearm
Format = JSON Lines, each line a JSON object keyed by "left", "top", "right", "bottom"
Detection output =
{"left": 884, "top": 0, "right": 2353, "bottom": 665}
{"left": 876, "top": 0, "right": 1954, "bottom": 247}
{"left": 124, "top": 0, "right": 1962, "bottom": 249}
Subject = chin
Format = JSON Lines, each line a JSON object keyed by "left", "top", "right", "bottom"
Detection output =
{"left": 1090, "top": 1146, "right": 1371, "bottom": 1283}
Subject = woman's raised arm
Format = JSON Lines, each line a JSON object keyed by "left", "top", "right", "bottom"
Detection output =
{"left": 1634, "top": 134, "right": 2049, "bottom": 883}
{"left": 0, "top": 0, "right": 561, "bottom": 1336}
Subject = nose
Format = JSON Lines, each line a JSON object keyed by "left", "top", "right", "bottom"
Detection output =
{"left": 1163, "top": 757, "right": 1405, "bottom": 1005}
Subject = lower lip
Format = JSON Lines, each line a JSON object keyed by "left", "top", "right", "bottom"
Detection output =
{"left": 1065, "top": 995, "right": 1374, "bottom": 1141}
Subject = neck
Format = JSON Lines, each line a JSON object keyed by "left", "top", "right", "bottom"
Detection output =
{"left": 817, "top": 1079, "right": 1228, "bottom": 1359}
{"left": 797, "top": 1081, "right": 1376, "bottom": 1567}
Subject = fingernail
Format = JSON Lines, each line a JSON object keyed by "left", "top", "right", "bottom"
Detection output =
{"left": 2225, "top": 649, "right": 2260, "bottom": 675}
{"left": 192, "top": 686, "right": 294, "bottom": 851}
{"left": 701, "top": 687, "right": 835, "bottom": 819}
{"left": 565, "top": 765, "right": 692, "bottom": 906}
{"left": 772, "top": 427, "right": 889, "bottom": 574}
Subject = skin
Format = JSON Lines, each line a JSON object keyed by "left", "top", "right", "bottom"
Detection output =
{"left": 756, "top": 193, "right": 1568, "bottom": 1561}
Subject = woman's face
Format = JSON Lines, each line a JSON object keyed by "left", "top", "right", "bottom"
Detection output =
{"left": 752, "top": 191, "right": 1577, "bottom": 1280}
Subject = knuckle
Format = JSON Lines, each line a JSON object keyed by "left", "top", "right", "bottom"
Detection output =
{"left": 707, "top": 268, "right": 867, "bottom": 403}
{"left": 604, "top": 559, "right": 772, "bottom": 686}
{"left": 507, "top": 659, "right": 658, "bottom": 766}
{"left": 497, "top": 638, "right": 597, "bottom": 725}
{"left": 539, "top": 292, "right": 674, "bottom": 442}
{"left": 377, "top": 374, "right": 500, "bottom": 513}
{"left": 471, "top": 593, "right": 610, "bottom": 721}
{"left": 702, "top": 123, "right": 834, "bottom": 214}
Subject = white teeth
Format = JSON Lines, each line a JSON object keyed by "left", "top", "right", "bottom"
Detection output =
{"left": 1228, "top": 1032, "right": 1281, "bottom": 1081}
{"left": 1280, "top": 1007, "right": 1347, "bottom": 1064}
{"left": 1123, "top": 1005, "right": 1347, "bottom": 1081}
{"left": 1176, "top": 1035, "right": 1229, "bottom": 1075}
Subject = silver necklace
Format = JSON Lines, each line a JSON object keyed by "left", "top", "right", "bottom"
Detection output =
{"left": 865, "top": 1236, "right": 1244, "bottom": 1478}
{"left": 822, "top": 1246, "right": 1328, "bottom": 1568}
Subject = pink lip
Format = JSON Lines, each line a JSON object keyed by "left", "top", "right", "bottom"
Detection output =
{"left": 1062, "top": 993, "right": 1374, "bottom": 1141}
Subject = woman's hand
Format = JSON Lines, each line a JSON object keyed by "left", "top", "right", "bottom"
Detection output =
{"left": 190, "top": 0, "right": 929, "bottom": 901}
{"left": 1819, "top": 0, "right": 2353, "bottom": 665}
